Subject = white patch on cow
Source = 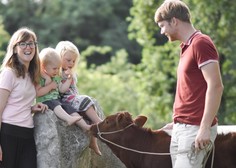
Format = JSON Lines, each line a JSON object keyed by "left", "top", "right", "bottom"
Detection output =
{"left": 161, "top": 125, "right": 236, "bottom": 136}
{"left": 217, "top": 125, "right": 236, "bottom": 134}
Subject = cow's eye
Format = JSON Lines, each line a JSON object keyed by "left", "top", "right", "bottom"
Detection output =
{"left": 105, "top": 119, "right": 109, "bottom": 124}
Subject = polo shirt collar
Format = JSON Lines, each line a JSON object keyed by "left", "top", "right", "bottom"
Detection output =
{"left": 181, "top": 30, "right": 201, "bottom": 48}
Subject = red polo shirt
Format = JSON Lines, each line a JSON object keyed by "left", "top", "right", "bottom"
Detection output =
{"left": 173, "top": 31, "right": 218, "bottom": 126}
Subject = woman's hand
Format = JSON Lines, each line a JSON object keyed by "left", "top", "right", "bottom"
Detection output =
{"left": 31, "top": 103, "right": 48, "bottom": 113}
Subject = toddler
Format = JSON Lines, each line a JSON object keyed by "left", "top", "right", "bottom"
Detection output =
{"left": 55, "top": 41, "right": 102, "bottom": 156}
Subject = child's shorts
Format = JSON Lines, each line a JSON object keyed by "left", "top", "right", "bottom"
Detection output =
{"left": 43, "top": 99, "right": 77, "bottom": 113}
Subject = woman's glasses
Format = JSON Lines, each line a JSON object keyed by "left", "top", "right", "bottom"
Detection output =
{"left": 16, "top": 42, "right": 38, "bottom": 49}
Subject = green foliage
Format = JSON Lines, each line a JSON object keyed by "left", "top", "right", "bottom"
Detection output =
{"left": 81, "top": 45, "right": 113, "bottom": 67}
{"left": 78, "top": 48, "right": 140, "bottom": 117}
{"left": 0, "top": 17, "right": 10, "bottom": 64}
{"left": 0, "top": 0, "right": 141, "bottom": 64}
{"left": 128, "top": 0, "right": 160, "bottom": 46}
{"left": 132, "top": 43, "right": 180, "bottom": 127}
{"left": 78, "top": 44, "right": 177, "bottom": 128}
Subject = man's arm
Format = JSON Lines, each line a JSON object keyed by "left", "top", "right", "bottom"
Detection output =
{"left": 195, "top": 62, "right": 224, "bottom": 150}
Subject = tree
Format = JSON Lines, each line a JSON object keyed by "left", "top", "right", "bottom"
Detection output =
{"left": 0, "top": 16, "right": 10, "bottom": 64}
{"left": 0, "top": 0, "right": 142, "bottom": 64}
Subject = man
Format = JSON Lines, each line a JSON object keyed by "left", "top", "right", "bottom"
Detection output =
{"left": 154, "top": 0, "right": 223, "bottom": 167}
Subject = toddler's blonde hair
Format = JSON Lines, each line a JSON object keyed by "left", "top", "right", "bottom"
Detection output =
{"left": 39, "top": 47, "right": 61, "bottom": 69}
{"left": 55, "top": 41, "right": 80, "bottom": 70}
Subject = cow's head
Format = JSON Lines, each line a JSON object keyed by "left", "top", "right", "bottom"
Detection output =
{"left": 90, "top": 111, "right": 147, "bottom": 136}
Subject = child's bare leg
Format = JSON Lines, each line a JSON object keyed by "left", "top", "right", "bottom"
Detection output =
{"left": 54, "top": 106, "right": 82, "bottom": 125}
{"left": 71, "top": 113, "right": 90, "bottom": 131}
{"left": 85, "top": 106, "right": 102, "bottom": 124}
{"left": 71, "top": 113, "right": 102, "bottom": 156}
{"left": 89, "top": 135, "right": 102, "bottom": 156}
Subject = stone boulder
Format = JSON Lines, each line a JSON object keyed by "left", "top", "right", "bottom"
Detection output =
{"left": 33, "top": 100, "right": 126, "bottom": 168}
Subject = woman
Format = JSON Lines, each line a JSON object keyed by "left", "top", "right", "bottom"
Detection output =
{"left": 0, "top": 27, "right": 48, "bottom": 168}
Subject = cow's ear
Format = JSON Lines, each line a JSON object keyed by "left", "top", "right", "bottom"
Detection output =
{"left": 134, "top": 115, "right": 147, "bottom": 127}
{"left": 116, "top": 113, "right": 125, "bottom": 123}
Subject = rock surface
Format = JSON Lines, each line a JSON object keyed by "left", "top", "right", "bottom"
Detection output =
{"left": 33, "top": 100, "right": 126, "bottom": 168}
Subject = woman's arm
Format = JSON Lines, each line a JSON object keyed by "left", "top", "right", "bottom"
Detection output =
{"left": 0, "top": 88, "right": 10, "bottom": 125}
{"left": 0, "top": 88, "right": 10, "bottom": 161}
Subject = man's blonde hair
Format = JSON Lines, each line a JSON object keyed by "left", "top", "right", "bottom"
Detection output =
{"left": 154, "top": 0, "right": 191, "bottom": 23}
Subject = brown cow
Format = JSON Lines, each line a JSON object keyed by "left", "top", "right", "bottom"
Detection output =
{"left": 90, "top": 111, "right": 236, "bottom": 168}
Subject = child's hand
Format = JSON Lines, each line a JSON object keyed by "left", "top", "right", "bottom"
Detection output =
{"left": 41, "top": 71, "right": 50, "bottom": 79}
{"left": 49, "top": 81, "right": 58, "bottom": 90}
{"left": 64, "top": 69, "right": 73, "bottom": 79}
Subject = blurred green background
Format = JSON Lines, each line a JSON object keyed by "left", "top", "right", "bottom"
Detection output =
{"left": 0, "top": 0, "right": 235, "bottom": 129}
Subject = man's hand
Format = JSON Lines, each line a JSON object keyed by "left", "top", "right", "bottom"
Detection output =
{"left": 195, "top": 126, "right": 211, "bottom": 151}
